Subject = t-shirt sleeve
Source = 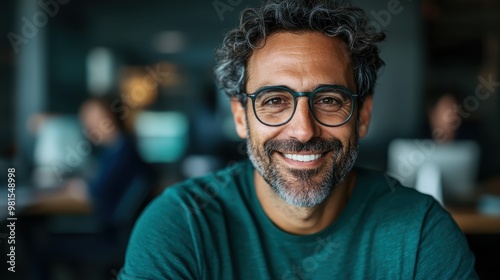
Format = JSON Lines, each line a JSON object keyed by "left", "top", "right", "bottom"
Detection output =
{"left": 118, "top": 189, "right": 200, "bottom": 280}
{"left": 414, "top": 200, "right": 478, "bottom": 280}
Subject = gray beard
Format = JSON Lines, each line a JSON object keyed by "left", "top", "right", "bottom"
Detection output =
{"left": 246, "top": 120, "right": 359, "bottom": 208}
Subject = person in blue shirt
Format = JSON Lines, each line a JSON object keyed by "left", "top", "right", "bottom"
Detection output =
{"left": 78, "top": 97, "right": 148, "bottom": 225}
{"left": 25, "top": 97, "right": 150, "bottom": 280}
{"left": 119, "top": 0, "right": 477, "bottom": 279}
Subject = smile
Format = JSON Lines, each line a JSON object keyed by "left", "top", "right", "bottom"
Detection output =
{"left": 283, "top": 153, "right": 323, "bottom": 162}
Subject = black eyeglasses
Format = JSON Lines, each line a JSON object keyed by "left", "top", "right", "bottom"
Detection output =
{"left": 243, "top": 85, "right": 358, "bottom": 127}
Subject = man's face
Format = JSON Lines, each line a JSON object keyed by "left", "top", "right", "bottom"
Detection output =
{"left": 231, "top": 32, "right": 372, "bottom": 207}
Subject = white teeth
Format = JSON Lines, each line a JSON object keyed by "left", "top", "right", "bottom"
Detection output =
{"left": 283, "top": 153, "right": 322, "bottom": 162}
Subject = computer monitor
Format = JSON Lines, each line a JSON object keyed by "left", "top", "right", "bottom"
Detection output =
{"left": 387, "top": 139, "right": 480, "bottom": 205}
{"left": 134, "top": 111, "right": 189, "bottom": 163}
{"left": 33, "top": 115, "right": 88, "bottom": 188}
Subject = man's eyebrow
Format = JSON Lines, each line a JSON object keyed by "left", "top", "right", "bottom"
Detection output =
{"left": 316, "top": 83, "right": 349, "bottom": 89}
{"left": 252, "top": 83, "right": 350, "bottom": 92}
{"left": 248, "top": 84, "right": 289, "bottom": 93}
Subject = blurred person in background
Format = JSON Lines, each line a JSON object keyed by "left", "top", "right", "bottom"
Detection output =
{"left": 26, "top": 96, "right": 151, "bottom": 280}
{"left": 119, "top": 0, "right": 477, "bottom": 279}
{"left": 76, "top": 96, "right": 149, "bottom": 221}
{"left": 422, "top": 87, "right": 479, "bottom": 143}
{"left": 32, "top": 96, "right": 150, "bottom": 221}
{"left": 421, "top": 87, "right": 498, "bottom": 183}
{"left": 426, "top": 90, "right": 461, "bottom": 143}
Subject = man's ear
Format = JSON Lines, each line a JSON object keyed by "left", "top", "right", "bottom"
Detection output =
{"left": 230, "top": 98, "right": 248, "bottom": 139}
{"left": 358, "top": 94, "right": 373, "bottom": 138}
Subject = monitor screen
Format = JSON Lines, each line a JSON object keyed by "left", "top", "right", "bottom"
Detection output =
{"left": 387, "top": 139, "right": 480, "bottom": 205}
{"left": 33, "top": 115, "right": 88, "bottom": 188}
{"left": 134, "top": 111, "right": 188, "bottom": 163}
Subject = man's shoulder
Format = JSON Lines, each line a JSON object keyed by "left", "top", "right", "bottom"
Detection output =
{"left": 144, "top": 160, "right": 252, "bottom": 220}
{"left": 351, "top": 167, "right": 451, "bottom": 241}
{"left": 162, "top": 160, "right": 250, "bottom": 198}
{"left": 348, "top": 169, "right": 476, "bottom": 279}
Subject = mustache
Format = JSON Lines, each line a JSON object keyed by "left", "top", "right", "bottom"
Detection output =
{"left": 263, "top": 137, "right": 343, "bottom": 157}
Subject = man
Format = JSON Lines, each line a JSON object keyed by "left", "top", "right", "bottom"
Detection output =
{"left": 119, "top": 0, "right": 477, "bottom": 279}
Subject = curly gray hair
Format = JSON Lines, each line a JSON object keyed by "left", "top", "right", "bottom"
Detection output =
{"left": 214, "top": 0, "right": 385, "bottom": 104}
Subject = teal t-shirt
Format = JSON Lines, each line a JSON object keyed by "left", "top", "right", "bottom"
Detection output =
{"left": 119, "top": 161, "right": 477, "bottom": 280}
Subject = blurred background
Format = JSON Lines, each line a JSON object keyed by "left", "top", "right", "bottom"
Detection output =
{"left": 0, "top": 0, "right": 499, "bottom": 279}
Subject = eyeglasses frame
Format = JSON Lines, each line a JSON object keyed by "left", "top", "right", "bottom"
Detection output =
{"left": 243, "top": 85, "right": 359, "bottom": 127}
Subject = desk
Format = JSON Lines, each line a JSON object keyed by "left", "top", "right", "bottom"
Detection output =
{"left": 0, "top": 184, "right": 92, "bottom": 220}
{"left": 448, "top": 208, "right": 500, "bottom": 234}
{"left": 22, "top": 196, "right": 92, "bottom": 215}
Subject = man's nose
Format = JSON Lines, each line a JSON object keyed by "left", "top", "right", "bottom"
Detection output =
{"left": 284, "top": 98, "right": 320, "bottom": 143}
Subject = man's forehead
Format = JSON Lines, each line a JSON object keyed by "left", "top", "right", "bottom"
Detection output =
{"left": 252, "top": 31, "right": 350, "bottom": 57}
{"left": 246, "top": 31, "right": 354, "bottom": 90}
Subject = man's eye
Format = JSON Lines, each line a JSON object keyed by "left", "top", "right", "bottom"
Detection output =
{"left": 318, "top": 97, "right": 341, "bottom": 105}
{"left": 265, "top": 97, "right": 285, "bottom": 105}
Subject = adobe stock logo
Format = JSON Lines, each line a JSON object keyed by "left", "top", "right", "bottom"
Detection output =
{"left": 369, "top": 0, "right": 406, "bottom": 31}
{"left": 213, "top": 0, "right": 245, "bottom": 21}
{"left": 7, "top": 0, "right": 71, "bottom": 54}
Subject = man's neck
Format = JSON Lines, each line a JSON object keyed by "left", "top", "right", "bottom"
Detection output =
{"left": 254, "top": 170, "right": 357, "bottom": 235}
